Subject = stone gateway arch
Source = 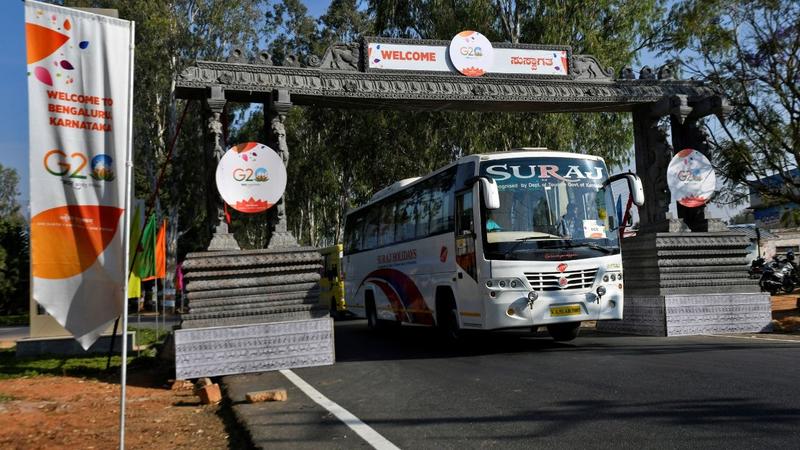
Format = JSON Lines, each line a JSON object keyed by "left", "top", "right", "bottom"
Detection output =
{"left": 172, "top": 36, "right": 771, "bottom": 378}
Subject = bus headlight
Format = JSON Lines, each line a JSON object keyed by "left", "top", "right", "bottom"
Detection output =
{"left": 596, "top": 286, "right": 607, "bottom": 298}
{"left": 527, "top": 291, "right": 538, "bottom": 302}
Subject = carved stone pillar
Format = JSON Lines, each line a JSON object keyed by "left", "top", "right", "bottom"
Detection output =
{"left": 601, "top": 95, "right": 770, "bottom": 336}
{"left": 632, "top": 105, "right": 673, "bottom": 233}
{"left": 204, "top": 86, "right": 240, "bottom": 251}
{"left": 265, "top": 89, "right": 299, "bottom": 248}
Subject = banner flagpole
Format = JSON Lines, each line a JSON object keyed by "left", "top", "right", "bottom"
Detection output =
{"left": 120, "top": 19, "right": 136, "bottom": 450}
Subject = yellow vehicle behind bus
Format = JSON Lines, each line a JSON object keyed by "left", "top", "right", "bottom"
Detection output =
{"left": 319, "top": 244, "right": 346, "bottom": 318}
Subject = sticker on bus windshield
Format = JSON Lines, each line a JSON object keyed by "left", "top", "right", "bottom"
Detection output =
{"left": 582, "top": 220, "right": 606, "bottom": 239}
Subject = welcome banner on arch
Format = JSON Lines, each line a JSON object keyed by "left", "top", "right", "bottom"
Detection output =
{"left": 26, "top": 1, "right": 133, "bottom": 349}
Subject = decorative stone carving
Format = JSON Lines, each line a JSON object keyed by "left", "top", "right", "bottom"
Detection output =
{"left": 598, "top": 293, "right": 772, "bottom": 336}
{"left": 657, "top": 63, "right": 676, "bottom": 80}
{"left": 265, "top": 90, "right": 299, "bottom": 248}
{"left": 254, "top": 51, "right": 273, "bottom": 66}
{"left": 572, "top": 54, "right": 613, "bottom": 81}
{"left": 176, "top": 60, "right": 721, "bottom": 112}
{"left": 204, "top": 89, "right": 240, "bottom": 251}
{"left": 318, "top": 42, "right": 361, "bottom": 71}
{"left": 175, "top": 247, "right": 331, "bottom": 378}
{"left": 619, "top": 66, "right": 635, "bottom": 80}
{"left": 282, "top": 54, "right": 302, "bottom": 67}
{"left": 227, "top": 47, "right": 248, "bottom": 64}
{"left": 633, "top": 107, "right": 672, "bottom": 230}
{"left": 639, "top": 65, "right": 655, "bottom": 80}
{"left": 670, "top": 94, "right": 693, "bottom": 124}
{"left": 174, "top": 318, "right": 334, "bottom": 379}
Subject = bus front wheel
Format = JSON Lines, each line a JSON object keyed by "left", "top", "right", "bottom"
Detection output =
{"left": 547, "top": 322, "right": 581, "bottom": 342}
{"left": 436, "top": 290, "right": 461, "bottom": 342}
{"left": 366, "top": 298, "right": 380, "bottom": 330}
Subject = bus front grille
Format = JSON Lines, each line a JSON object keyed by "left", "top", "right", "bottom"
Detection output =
{"left": 524, "top": 269, "right": 599, "bottom": 291}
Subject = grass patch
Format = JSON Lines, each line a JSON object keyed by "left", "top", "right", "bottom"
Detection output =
{"left": 0, "top": 348, "right": 133, "bottom": 380}
{"left": 0, "top": 393, "right": 16, "bottom": 402}
{"left": 129, "top": 327, "right": 163, "bottom": 348}
{"left": 0, "top": 327, "right": 173, "bottom": 380}
{"left": 0, "top": 315, "right": 29, "bottom": 326}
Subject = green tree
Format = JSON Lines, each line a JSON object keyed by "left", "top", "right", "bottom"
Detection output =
{"left": 0, "top": 164, "right": 28, "bottom": 314}
{"left": 653, "top": 0, "right": 800, "bottom": 207}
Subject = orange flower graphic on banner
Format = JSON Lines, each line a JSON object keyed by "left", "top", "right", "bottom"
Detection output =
{"left": 26, "top": 22, "right": 69, "bottom": 64}
{"left": 31, "top": 205, "right": 123, "bottom": 279}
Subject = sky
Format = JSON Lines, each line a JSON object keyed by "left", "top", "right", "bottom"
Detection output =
{"left": 0, "top": 0, "right": 741, "bottom": 221}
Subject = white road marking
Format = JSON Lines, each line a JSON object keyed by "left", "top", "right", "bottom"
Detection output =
{"left": 702, "top": 334, "right": 800, "bottom": 344}
{"left": 279, "top": 369, "right": 401, "bottom": 450}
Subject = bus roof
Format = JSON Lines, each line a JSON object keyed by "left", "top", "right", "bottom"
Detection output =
{"left": 346, "top": 149, "right": 605, "bottom": 215}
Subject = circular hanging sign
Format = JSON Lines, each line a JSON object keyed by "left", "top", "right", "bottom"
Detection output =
{"left": 215, "top": 142, "right": 286, "bottom": 213}
{"left": 667, "top": 148, "right": 716, "bottom": 208}
{"left": 449, "top": 30, "right": 494, "bottom": 77}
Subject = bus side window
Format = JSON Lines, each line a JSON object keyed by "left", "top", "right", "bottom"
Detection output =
{"left": 431, "top": 167, "right": 456, "bottom": 234}
{"left": 416, "top": 186, "right": 432, "bottom": 238}
{"left": 395, "top": 190, "right": 417, "bottom": 242}
{"left": 364, "top": 208, "right": 379, "bottom": 250}
{"left": 379, "top": 201, "right": 396, "bottom": 246}
{"left": 456, "top": 190, "right": 474, "bottom": 235}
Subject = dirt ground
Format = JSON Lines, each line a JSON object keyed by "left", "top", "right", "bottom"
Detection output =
{"left": 771, "top": 293, "right": 800, "bottom": 332}
{"left": 0, "top": 368, "right": 239, "bottom": 450}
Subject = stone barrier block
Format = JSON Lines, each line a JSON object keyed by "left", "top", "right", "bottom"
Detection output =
{"left": 175, "top": 317, "right": 335, "bottom": 380}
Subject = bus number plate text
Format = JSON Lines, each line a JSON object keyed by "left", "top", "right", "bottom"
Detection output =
{"left": 549, "top": 304, "right": 582, "bottom": 317}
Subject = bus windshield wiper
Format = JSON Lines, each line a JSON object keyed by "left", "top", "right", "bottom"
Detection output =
{"left": 503, "top": 236, "right": 561, "bottom": 258}
{"left": 559, "top": 241, "right": 613, "bottom": 254}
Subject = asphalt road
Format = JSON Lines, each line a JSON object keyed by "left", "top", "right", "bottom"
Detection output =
{"left": 225, "top": 320, "right": 800, "bottom": 449}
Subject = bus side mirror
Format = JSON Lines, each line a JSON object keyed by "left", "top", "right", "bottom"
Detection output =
{"left": 628, "top": 174, "right": 645, "bottom": 207}
{"left": 604, "top": 172, "right": 645, "bottom": 207}
{"left": 475, "top": 177, "right": 500, "bottom": 210}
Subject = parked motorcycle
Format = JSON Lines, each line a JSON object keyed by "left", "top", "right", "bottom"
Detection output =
{"left": 759, "top": 252, "right": 797, "bottom": 294}
{"left": 749, "top": 256, "right": 766, "bottom": 279}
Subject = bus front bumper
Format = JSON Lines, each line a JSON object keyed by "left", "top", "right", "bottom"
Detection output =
{"left": 480, "top": 288, "right": 623, "bottom": 330}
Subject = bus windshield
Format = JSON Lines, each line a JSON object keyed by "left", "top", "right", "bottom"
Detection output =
{"left": 480, "top": 156, "right": 620, "bottom": 261}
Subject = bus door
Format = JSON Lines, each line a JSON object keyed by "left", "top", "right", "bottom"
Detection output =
{"left": 454, "top": 189, "right": 482, "bottom": 326}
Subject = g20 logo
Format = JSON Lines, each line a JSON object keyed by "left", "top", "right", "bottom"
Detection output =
{"left": 232, "top": 167, "right": 269, "bottom": 182}
{"left": 459, "top": 46, "right": 483, "bottom": 57}
{"left": 43, "top": 150, "right": 115, "bottom": 182}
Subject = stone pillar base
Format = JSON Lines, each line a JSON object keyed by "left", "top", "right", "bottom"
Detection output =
{"left": 597, "top": 293, "right": 772, "bottom": 336}
{"left": 268, "top": 230, "right": 299, "bottom": 249}
{"left": 207, "top": 231, "right": 240, "bottom": 251}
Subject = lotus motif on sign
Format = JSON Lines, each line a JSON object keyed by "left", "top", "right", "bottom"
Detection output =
{"left": 557, "top": 263, "right": 568, "bottom": 273}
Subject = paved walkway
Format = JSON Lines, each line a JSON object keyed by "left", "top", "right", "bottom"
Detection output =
{"left": 0, "top": 327, "right": 29, "bottom": 349}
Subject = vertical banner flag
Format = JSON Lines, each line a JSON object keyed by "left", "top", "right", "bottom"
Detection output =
{"left": 26, "top": 1, "right": 134, "bottom": 349}
{"left": 143, "top": 219, "right": 167, "bottom": 281}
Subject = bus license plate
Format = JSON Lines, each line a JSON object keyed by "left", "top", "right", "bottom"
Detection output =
{"left": 550, "top": 305, "right": 582, "bottom": 317}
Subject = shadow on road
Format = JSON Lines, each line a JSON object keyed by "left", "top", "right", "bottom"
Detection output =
{"left": 333, "top": 320, "right": 799, "bottom": 363}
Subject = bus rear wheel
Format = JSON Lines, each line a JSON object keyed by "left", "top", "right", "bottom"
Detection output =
{"left": 547, "top": 322, "right": 581, "bottom": 342}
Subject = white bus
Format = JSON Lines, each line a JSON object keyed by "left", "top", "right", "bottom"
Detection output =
{"left": 342, "top": 149, "right": 643, "bottom": 341}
